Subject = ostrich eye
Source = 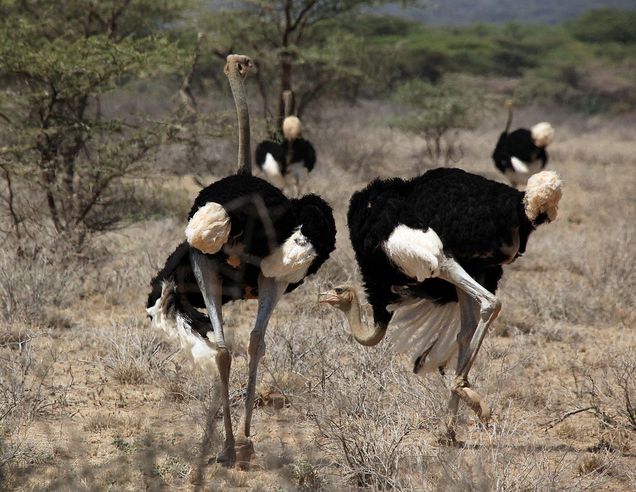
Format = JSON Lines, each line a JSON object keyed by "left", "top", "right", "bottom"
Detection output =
{"left": 335, "top": 288, "right": 343, "bottom": 294}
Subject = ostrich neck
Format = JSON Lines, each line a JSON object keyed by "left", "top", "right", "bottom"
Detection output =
{"left": 227, "top": 68, "right": 251, "bottom": 175}
{"left": 341, "top": 291, "right": 387, "bottom": 347}
{"left": 282, "top": 90, "right": 293, "bottom": 118}
{"left": 505, "top": 105, "right": 513, "bottom": 133}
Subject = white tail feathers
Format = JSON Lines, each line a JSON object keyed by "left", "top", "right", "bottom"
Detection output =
{"left": 262, "top": 153, "right": 287, "bottom": 189}
{"left": 524, "top": 171, "right": 563, "bottom": 222}
{"left": 388, "top": 299, "right": 460, "bottom": 374}
{"left": 282, "top": 116, "right": 301, "bottom": 140}
{"left": 147, "top": 281, "right": 217, "bottom": 376}
{"left": 531, "top": 122, "right": 554, "bottom": 147}
{"left": 185, "top": 202, "right": 231, "bottom": 254}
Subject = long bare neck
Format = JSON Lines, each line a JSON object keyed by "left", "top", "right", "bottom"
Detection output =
{"left": 341, "top": 290, "right": 387, "bottom": 347}
{"left": 504, "top": 102, "right": 513, "bottom": 133}
{"left": 282, "top": 90, "right": 294, "bottom": 118}
{"left": 226, "top": 58, "right": 251, "bottom": 175}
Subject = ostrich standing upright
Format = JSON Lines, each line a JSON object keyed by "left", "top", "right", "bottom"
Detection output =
{"left": 492, "top": 101, "right": 555, "bottom": 188}
{"left": 147, "top": 55, "right": 336, "bottom": 468}
{"left": 320, "top": 167, "right": 562, "bottom": 442}
{"left": 255, "top": 90, "right": 316, "bottom": 195}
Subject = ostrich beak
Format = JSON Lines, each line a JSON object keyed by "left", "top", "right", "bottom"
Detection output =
{"left": 319, "top": 291, "right": 339, "bottom": 305}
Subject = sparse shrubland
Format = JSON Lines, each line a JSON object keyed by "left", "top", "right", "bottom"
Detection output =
{"left": 1, "top": 99, "right": 635, "bottom": 490}
{"left": 0, "top": 1, "right": 635, "bottom": 490}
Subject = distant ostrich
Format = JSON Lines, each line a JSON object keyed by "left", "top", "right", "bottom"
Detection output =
{"left": 147, "top": 55, "right": 336, "bottom": 469}
{"left": 255, "top": 91, "right": 316, "bottom": 195}
{"left": 320, "top": 167, "right": 562, "bottom": 442}
{"left": 492, "top": 101, "right": 555, "bottom": 188}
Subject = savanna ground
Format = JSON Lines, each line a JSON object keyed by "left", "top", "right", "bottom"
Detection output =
{"left": 1, "top": 102, "right": 635, "bottom": 491}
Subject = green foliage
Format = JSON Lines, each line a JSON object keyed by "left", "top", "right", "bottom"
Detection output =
{"left": 390, "top": 78, "right": 480, "bottom": 166}
{"left": 199, "top": 1, "right": 424, "bottom": 130}
{"left": 392, "top": 79, "right": 478, "bottom": 133}
{"left": 0, "top": 1, "right": 188, "bottom": 251}
{"left": 350, "top": 9, "right": 636, "bottom": 113}
{"left": 567, "top": 9, "right": 636, "bottom": 44}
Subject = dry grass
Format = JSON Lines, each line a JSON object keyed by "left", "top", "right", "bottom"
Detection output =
{"left": 0, "top": 103, "right": 635, "bottom": 490}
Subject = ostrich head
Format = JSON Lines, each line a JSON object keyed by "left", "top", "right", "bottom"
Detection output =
{"left": 319, "top": 285, "right": 357, "bottom": 310}
{"left": 283, "top": 116, "right": 302, "bottom": 141}
{"left": 524, "top": 171, "right": 563, "bottom": 224}
{"left": 531, "top": 122, "right": 554, "bottom": 148}
{"left": 224, "top": 54, "right": 254, "bottom": 78}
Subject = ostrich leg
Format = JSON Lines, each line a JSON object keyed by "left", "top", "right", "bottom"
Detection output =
{"left": 444, "top": 289, "right": 488, "bottom": 442}
{"left": 237, "top": 274, "right": 287, "bottom": 470}
{"left": 190, "top": 249, "right": 236, "bottom": 466}
{"left": 438, "top": 258, "right": 501, "bottom": 442}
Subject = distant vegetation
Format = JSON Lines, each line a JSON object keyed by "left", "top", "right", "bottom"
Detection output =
{"left": 378, "top": 0, "right": 636, "bottom": 26}
{"left": 344, "top": 8, "right": 636, "bottom": 113}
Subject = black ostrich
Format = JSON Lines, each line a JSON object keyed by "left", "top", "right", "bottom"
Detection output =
{"left": 147, "top": 55, "right": 336, "bottom": 469}
{"left": 492, "top": 101, "right": 555, "bottom": 188}
{"left": 255, "top": 91, "right": 316, "bottom": 195}
{"left": 319, "top": 167, "right": 562, "bottom": 442}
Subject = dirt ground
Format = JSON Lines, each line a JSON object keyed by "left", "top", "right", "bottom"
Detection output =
{"left": 1, "top": 103, "right": 634, "bottom": 490}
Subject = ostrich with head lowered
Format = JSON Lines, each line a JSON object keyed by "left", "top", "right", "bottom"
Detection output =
{"left": 147, "top": 55, "right": 336, "bottom": 469}
{"left": 255, "top": 90, "right": 316, "bottom": 195}
{"left": 492, "top": 100, "right": 555, "bottom": 188}
{"left": 320, "top": 167, "right": 562, "bottom": 443}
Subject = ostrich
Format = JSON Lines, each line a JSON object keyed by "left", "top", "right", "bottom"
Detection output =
{"left": 492, "top": 101, "right": 555, "bottom": 188}
{"left": 319, "top": 167, "right": 562, "bottom": 442}
{"left": 147, "top": 55, "right": 336, "bottom": 469}
{"left": 255, "top": 91, "right": 316, "bottom": 195}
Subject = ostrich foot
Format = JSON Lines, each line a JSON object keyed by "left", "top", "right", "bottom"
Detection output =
{"left": 437, "top": 424, "right": 465, "bottom": 447}
{"left": 235, "top": 436, "right": 255, "bottom": 471}
{"left": 452, "top": 378, "right": 491, "bottom": 424}
{"left": 213, "top": 444, "right": 236, "bottom": 467}
{"left": 457, "top": 387, "right": 491, "bottom": 424}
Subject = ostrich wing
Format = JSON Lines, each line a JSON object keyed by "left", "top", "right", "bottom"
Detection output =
{"left": 389, "top": 298, "right": 460, "bottom": 374}
{"left": 381, "top": 224, "right": 444, "bottom": 281}
{"left": 260, "top": 227, "right": 317, "bottom": 283}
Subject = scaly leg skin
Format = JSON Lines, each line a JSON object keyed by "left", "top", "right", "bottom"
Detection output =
{"left": 236, "top": 274, "right": 287, "bottom": 470}
{"left": 191, "top": 249, "right": 236, "bottom": 467}
{"left": 215, "top": 347, "right": 236, "bottom": 466}
{"left": 438, "top": 259, "right": 500, "bottom": 444}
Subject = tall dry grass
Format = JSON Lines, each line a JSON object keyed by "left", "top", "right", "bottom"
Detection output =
{"left": 0, "top": 102, "right": 634, "bottom": 490}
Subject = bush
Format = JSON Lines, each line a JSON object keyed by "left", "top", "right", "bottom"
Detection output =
{"left": 389, "top": 79, "right": 481, "bottom": 166}
{"left": 567, "top": 9, "right": 636, "bottom": 44}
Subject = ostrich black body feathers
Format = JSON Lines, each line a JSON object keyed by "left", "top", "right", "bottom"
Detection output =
{"left": 492, "top": 128, "right": 548, "bottom": 174}
{"left": 254, "top": 138, "right": 316, "bottom": 175}
{"left": 148, "top": 175, "right": 336, "bottom": 312}
{"left": 285, "top": 138, "right": 316, "bottom": 172}
{"left": 255, "top": 140, "right": 286, "bottom": 172}
{"left": 348, "top": 168, "right": 537, "bottom": 326}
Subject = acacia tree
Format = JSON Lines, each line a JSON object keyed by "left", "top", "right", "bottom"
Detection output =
{"left": 391, "top": 79, "right": 480, "bottom": 168}
{"left": 0, "top": 0, "right": 188, "bottom": 252}
{"left": 204, "top": 0, "right": 422, "bottom": 131}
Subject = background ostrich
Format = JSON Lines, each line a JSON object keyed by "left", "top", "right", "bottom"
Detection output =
{"left": 320, "top": 167, "right": 562, "bottom": 442}
{"left": 147, "top": 55, "right": 336, "bottom": 469}
{"left": 492, "top": 101, "right": 555, "bottom": 188}
{"left": 255, "top": 90, "right": 316, "bottom": 195}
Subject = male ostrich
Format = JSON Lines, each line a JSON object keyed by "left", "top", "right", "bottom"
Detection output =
{"left": 492, "top": 101, "right": 555, "bottom": 188}
{"left": 320, "top": 167, "right": 562, "bottom": 442}
{"left": 255, "top": 91, "right": 316, "bottom": 195}
{"left": 147, "top": 55, "right": 336, "bottom": 468}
